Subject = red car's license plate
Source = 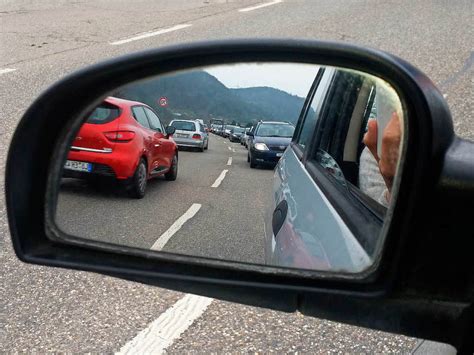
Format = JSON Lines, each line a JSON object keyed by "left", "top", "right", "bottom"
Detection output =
{"left": 64, "top": 160, "right": 92, "bottom": 172}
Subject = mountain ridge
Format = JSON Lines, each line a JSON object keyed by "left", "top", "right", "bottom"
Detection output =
{"left": 114, "top": 70, "right": 306, "bottom": 126}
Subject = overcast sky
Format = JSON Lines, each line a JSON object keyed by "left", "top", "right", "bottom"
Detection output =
{"left": 205, "top": 62, "right": 320, "bottom": 97}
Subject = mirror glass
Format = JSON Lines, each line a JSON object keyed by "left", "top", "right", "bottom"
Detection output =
{"left": 54, "top": 62, "right": 404, "bottom": 274}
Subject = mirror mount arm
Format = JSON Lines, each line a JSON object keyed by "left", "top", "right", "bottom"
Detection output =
{"left": 438, "top": 137, "right": 474, "bottom": 195}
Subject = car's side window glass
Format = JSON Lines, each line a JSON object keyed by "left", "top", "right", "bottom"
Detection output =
{"left": 295, "top": 68, "right": 335, "bottom": 151}
{"left": 311, "top": 70, "right": 366, "bottom": 190}
{"left": 132, "top": 106, "right": 151, "bottom": 129}
{"left": 200, "top": 123, "right": 205, "bottom": 133}
{"left": 307, "top": 68, "right": 402, "bottom": 216}
{"left": 143, "top": 107, "right": 163, "bottom": 132}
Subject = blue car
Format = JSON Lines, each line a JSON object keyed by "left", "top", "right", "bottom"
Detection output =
{"left": 247, "top": 121, "right": 295, "bottom": 168}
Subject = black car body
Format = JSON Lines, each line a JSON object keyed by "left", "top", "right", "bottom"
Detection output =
{"left": 248, "top": 121, "right": 295, "bottom": 167}
{"left": 229, "top": 127, "right": 244, "bottom": 142}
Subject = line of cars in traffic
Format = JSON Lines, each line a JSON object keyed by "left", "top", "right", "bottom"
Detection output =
{"left": 210, "top": 121, "right": 295, "bottom": 168}
{"left": 63, "top": 97, "right": 210, "bottom": 199}
{"left": 62, "top": 94, "right": 294, "bottom": 199}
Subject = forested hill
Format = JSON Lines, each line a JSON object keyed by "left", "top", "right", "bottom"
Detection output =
{"left": 114, "top": 70, "right": 305, "bottom": 126}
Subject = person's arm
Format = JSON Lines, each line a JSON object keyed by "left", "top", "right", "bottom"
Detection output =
{"left": 359, "top": 147, "right": 390, "bottom": 207}
{"left": 363, "top": 112, "right": 402, "bottom": 203}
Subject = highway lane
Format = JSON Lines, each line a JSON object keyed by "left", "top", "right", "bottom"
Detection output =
{"left": 0, "top": 0, "right": 261, "bottom": 67}
{"left": 162, "top": 136, "right": 272, "bottom": 264}
{"left": 56, "top": 135, "right": 234, "bottom": 249}
{"left": 56, "top": 134, "right": 272, "bottom": 265}
{"left": 2, "top": 0, "right": 469, "bottom": 352}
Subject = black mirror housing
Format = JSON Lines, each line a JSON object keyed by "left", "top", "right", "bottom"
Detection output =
{"left": 5, "top": 40, "right": 473, "bottom": 351}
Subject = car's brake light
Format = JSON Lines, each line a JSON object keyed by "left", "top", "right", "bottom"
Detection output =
{"left": 192, "top": 134, "right": 202, "bottom": 139}
{"left": 104, "top": 131, "right": 135, "bottom": 142}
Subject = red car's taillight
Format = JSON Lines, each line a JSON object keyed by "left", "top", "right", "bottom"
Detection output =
{"left": 104, "top": 131, "right": 135, "bottom": 142}
{"left": 192, "top": 134, "right": 201, "bottom": 139}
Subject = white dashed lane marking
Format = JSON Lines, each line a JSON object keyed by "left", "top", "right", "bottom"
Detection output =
{"left": 120, "top": 135, "right": 232, "bottom": 353}
{"left": 110, "top": 24, "right": 192, "bottom": 45}
{"left": 117, "top": 294, "right": 213, "bottom": 355}
{"left": 211, "top": 169, "right": 228, "bottom": 188}
{"left": 239, "top": 0, "right": 283, "bottom": 12}
{"left": 150, "top": 203, "right": 202, "bottom": 250}
{"left": 0, "top": 68, "right": 16, "bottom": 75}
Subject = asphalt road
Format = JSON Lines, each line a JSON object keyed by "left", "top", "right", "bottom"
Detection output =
{"left": 56, "top": 135, "right": 271, "bottom": 265}
{"left": 1, "top": 0, "right": 470, "bottom": 352}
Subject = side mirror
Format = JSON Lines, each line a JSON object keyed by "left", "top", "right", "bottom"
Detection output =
{"left": 165, "top": 125, "right": 176, "bottom": 137}
{"left": 5, "top": 40, "right": 473, "bottom": 351}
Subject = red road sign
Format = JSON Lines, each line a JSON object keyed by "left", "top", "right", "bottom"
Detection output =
{"left": 159, "top": 97, "right": 168, "bottom": 107}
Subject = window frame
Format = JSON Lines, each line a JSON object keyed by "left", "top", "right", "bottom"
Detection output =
{"left": 86, "top": 102, "right": 121, "bottom": 125}
{"left": 170, "top": 120, "right": 197, "bottom": 132}
{"left": 292, "top": 68, "right": 336, "bottom": 161}
{"left": 131, "top": 105, "right": 151, "bottom": 129}
{"left": 254, "top": 122, "right": 294, "bottom": 138}
{"left": 143, "top": 107, "right": 164, "bottom": 133}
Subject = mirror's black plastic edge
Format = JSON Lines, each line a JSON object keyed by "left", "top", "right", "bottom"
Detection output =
{"left": 5, "top": 39, "right": 473, "bottom": 350}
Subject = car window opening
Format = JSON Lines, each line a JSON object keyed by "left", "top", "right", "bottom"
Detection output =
{"left": 171, "top": 121, "right": 196, "bottom": 131}
{"left": 87, "top": 103, "right": 121, "bottom": 124}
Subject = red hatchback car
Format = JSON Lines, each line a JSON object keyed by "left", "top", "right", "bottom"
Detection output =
{"left": 63, "top": 97, "right": 178, "bottom": 198}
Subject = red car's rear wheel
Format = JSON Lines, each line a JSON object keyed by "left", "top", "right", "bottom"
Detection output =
{"left": 165, "top": 154, "right": 178, "bottom": 181}
{"left": 128, "top": 159, "right": 147, "bottom": 198}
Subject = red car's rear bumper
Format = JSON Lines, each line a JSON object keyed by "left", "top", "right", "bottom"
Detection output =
{"left": 65, "top": 143, "right": 141, "bottom": 180}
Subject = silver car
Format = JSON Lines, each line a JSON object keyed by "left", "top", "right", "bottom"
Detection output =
{"left": 169, "top": 119, "right": 209, "bottom": 152}
{"left": 265, "top": 66, "right": 388, "bottom": 273}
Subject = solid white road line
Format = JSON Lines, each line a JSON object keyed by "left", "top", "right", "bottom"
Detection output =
{"left": 110, "top": 24, "right": 192, "bottom": 45}
{"left": 238, "top": 0, "right": 282, "bottom": 12}
{"left": 150, "top": 203, "right": 202, "bottom": 250}
{"left": 211, "top": 169, "right": 228, "bottom": 188}
{"left": 0, "top": 68, "right": 16, "bottom": 75}
{"left": 227, "top": 157, "right": 232, "bottom": 166}
{"left": 117, "top": 294, "right": 213, "bottom": 355}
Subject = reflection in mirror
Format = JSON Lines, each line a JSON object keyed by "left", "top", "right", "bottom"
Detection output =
{"left": 55, "top": 62, "right": 404, "bottom": 275}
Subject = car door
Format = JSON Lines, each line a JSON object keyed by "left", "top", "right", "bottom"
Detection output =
{"left": 267, "top": 66, "right": 385, "bottom": 272}
{"left": 143, "top": 107, "right": 172, "bottom": 170}
{"left": 131, "top": 106, "right": 156, "bottom": 174}
{"left": 266, "top": 67, "right": 340, "bottom": 269}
